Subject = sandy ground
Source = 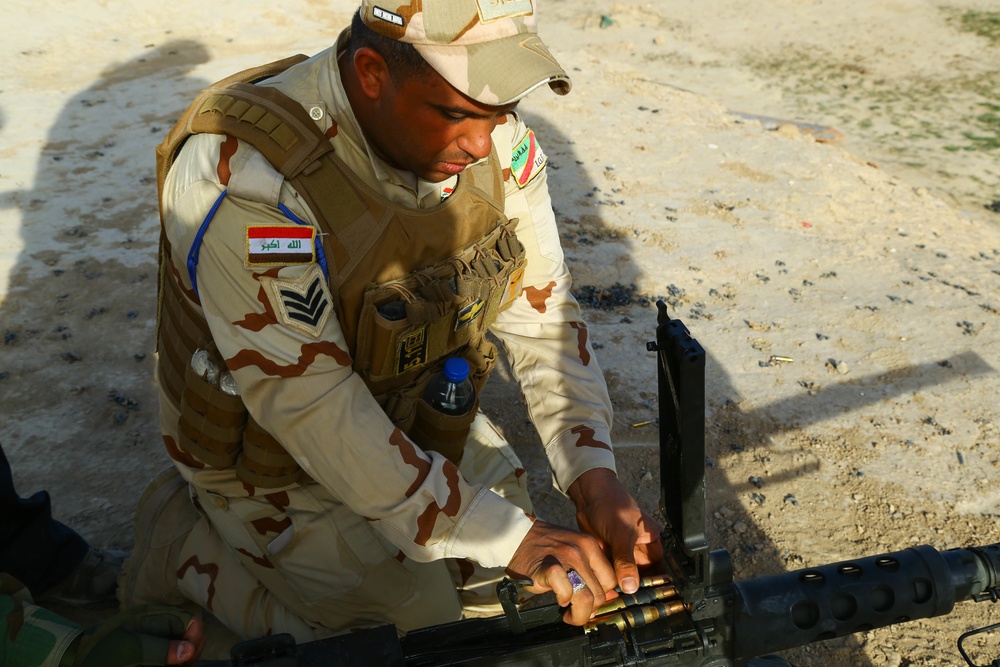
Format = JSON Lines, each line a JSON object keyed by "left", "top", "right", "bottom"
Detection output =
{"left": 2, "top": 1, "right": 1000, "bottom": 664}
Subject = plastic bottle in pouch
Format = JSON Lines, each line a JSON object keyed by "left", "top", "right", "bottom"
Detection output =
{"left": 423, "top": 357, "right": 475, "bottom": 416}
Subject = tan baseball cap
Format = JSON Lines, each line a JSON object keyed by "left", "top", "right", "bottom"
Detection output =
{"left": 359, "top": 0, "right": 571, "bottom": 106}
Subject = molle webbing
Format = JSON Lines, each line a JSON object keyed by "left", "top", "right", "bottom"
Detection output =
{"left": 162, "top": 60, "right": 374, "bottom": 287}
{"left": 189, "top": 83, "right": 333, "bottom": 180}
{"left": 158, "top": 259, "right": 246, "bottom": 470}
{"left": 153, "top": 54, "right": 312, "bottom": 399}
{"left": 237, "top": 420, "right": 307, "bottom": 488}
{"left": 155, "top": 54, "right": 310, "bottom": 217}
{"left": 157, "top": 244, "right": 212, "bottom": 407}
{"left": 155, "top": 55, "right": 324, "bottom": 488}
{"left": 179, "top": 356, "right": 246, "bottom": 470}
{"left": 183, "top": 79, "right": 377, "bottom": 293}
{"left": 158, "top": 240, "right": 307, "bottom": 487}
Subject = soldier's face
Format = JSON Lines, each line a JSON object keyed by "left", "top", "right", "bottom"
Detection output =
{"left": 371, "top": 70, "right": 517, "bottom": 182}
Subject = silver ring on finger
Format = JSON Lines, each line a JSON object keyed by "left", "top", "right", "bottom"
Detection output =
{"left": 567, "top": 569, "right": 587, "bottom": 594}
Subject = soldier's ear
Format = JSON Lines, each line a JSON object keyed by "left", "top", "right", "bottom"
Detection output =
{"left": 352, "top": 47, "right": 391, "bottom": 101}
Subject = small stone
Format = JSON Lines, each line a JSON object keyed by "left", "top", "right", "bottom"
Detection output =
{"left": 826, "top": 358, "right": 849, "bottom": 374}
{"left": 775, "top": 123, "right": 801, "bottom": 138}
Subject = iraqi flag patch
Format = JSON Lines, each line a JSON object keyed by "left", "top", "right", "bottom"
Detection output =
{"left": 246, "top": 225, "right": 315, "bottom": 266}
{"left": 511, "top": 130, "right": 547, "bottom": 189}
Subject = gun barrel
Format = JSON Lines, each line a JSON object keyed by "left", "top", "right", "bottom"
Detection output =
{"left": 732, "top": 543, "right": 1000, "bottom": 660}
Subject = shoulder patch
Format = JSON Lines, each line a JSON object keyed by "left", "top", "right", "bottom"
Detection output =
{"left": 246, "top": 224, "right": 315, "bottom": 267}
{"left": 511, "top": 130, "right": 547, "bottom": 189}
{"left": 261, "top": 264, "right": 332, "bottom": 338}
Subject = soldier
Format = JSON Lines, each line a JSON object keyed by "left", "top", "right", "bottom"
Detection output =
{"left": 1, "top": 574, "right": 205, "bottom": 665}
{"left": 119, "top": 0, "right": 662, "bottom": 640}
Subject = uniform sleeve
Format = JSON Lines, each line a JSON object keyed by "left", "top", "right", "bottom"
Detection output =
{"left": 162, "top": 135, "right": 533, "bottom": 568}
{"left": 490, "top": 115, "right": 618, "bottom": 495}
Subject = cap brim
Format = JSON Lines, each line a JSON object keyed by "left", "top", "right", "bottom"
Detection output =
{"left": 414, "top": 33, "right": 571, "bottom": 106}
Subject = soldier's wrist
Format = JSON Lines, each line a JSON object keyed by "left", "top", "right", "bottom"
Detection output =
{"left": 566, "top": 467, "right": 618, "bottom": 508}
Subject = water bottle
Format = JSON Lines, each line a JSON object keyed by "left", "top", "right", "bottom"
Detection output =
{"left": 423, "top": 357, "right": 475, "bottom": 416}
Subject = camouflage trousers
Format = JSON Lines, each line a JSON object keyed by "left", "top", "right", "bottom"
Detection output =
{"left": 170, "top": 413, "right": 532, "bottom": 642}
{"left": 1, "top": 574, "right": 81, "bottom": 667}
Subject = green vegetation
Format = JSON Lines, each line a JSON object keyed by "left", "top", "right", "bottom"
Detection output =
{"left": 744, "top": 45, "right": 999, "bottom": 154}
{"left": 946, "top": 9, "right": 1000, "bottom": 46}
{"left": 738, "top": 14, "right": 1000, "bottom": 208}
{"left": 961, "top": 102, "right": 1000, "bottom": 151}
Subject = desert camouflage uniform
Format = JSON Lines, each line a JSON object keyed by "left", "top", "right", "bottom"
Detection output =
{"left": 153, "top": 29, "right": 616, "bottom": 640}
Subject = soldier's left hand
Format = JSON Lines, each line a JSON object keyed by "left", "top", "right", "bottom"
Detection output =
{"left": 568, "top": 468, "right": 664, "bottom": 595}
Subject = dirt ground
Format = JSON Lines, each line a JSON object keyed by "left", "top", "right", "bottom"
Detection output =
{"left": 2, "top": 1, "right": 999, "bottom": 664}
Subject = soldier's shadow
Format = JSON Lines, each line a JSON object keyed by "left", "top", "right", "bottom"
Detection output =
{"left": 0, "top": 35, "right": 213, "bottom": 633}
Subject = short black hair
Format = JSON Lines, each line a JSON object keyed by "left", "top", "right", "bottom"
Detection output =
{"left": 349, "top": 11, "right": 434, "bottom": 84}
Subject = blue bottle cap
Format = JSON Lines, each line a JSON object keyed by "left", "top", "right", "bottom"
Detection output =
{"left": 443, "top": 357, "right": 470, "bottom": 383}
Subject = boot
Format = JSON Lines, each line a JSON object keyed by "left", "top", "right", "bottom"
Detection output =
{"left": 38, "top": 546, "right": 128, "bottom": 607}
{"left": 117, "top": 467, "right": 199, "bottom": 607}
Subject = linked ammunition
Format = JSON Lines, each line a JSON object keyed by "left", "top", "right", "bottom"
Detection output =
{"left": 638, "top": 574, "right": 670, "bottom": 588}
{"left": 592, "top": 584, "right": 678, "bottom": 617}
{"left": 585, "top": 599, "right": 688, "bottom": 633}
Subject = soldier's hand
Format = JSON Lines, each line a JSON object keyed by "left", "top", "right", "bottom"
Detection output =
{"left": 72, "top": 605, "right": 206, "bottom": 666}
{"left": 568, "top": 468, "right": 664, "bottom": 595}
{"left": 168, "top": 615, "right": 205, "bottom": 664}
{"left": 1, "top": 592, "right": 205, "bottom": 667}
{"left": 506, "top": 520, "right": 618, "bottom": 626}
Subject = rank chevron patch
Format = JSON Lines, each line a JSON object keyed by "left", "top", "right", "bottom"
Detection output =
{"left": 261, "top": 264, "right": 332, "bottom": 338}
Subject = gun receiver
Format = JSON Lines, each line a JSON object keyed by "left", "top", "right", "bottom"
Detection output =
{"left": 199, "top": 302, "right": 1000, "bottom": 667}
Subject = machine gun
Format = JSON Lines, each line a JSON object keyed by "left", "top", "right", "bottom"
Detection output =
{"left": 199, "top": 302, "right": 1000, "bottom": 666}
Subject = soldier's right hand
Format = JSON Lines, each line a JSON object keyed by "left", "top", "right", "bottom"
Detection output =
{"left": 167, "top": 614, "right": 205, "bottom": 664}
{"left": 1, "top": 593, "right": 205, "bottom": 667}
{"left": 73, "top": 606, "right": 205, "bottom": 666}
{"left": 505, "top": 520, "right": 619, "bottom": 626}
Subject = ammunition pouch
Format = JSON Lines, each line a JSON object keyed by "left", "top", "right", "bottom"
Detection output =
{"left": 356, "top": 218, "right": 523, "bottom": 383}
{"left": 178, "top": 344, "right": 246, "bottom": 470}
{"left": 175, "top": 339, "right": 309, "bottom": 488}
{"left": 358, "top": 219, "right": 525, "bottom": 464}
{"left": 381, "top": 339, "right": 496, "bottom": 466}
{"left": 409, "top": 393, "right": 482, "bottom": 467}
{"left": 158, "top": 240, "right": 306, "bottom": 488}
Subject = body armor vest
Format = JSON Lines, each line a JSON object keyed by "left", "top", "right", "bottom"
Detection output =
{"left": 155, "top": 54, "right": 525, "bottom": 487}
